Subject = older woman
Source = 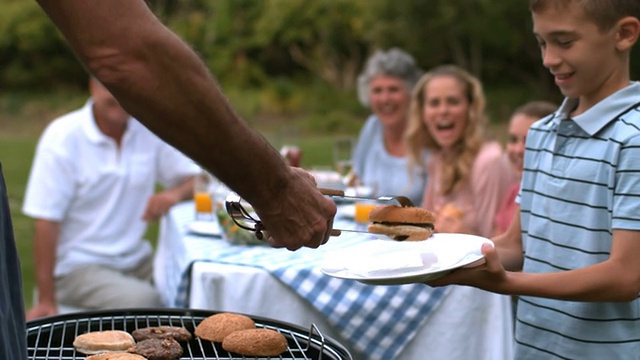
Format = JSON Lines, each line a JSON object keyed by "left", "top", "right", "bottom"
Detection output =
{"left": 352, "top": 48, "right": 427, "bottom": 205}
{"left": 406, "top": 65, "right": 517, "bottom": 238}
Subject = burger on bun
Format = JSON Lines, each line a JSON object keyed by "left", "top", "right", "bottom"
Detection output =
{"left": 367, "top": 205, "right": 435, "bottom": 241}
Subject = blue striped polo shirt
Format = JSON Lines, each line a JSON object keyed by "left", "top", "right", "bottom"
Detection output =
{"left": 516, "top": 82, "right": 640, "bottom": 359}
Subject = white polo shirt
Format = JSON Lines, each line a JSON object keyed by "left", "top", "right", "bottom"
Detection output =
{"left": 22, "top": 100, "right": 199, "bottom": 277}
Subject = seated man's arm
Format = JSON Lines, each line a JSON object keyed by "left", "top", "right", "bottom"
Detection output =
{"left": 26, "top": 219, "right": 60, "bottom": 320}
{"left": 142, "top": 176, "right": 195, "bottom": 222}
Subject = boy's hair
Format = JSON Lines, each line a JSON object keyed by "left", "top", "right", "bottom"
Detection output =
{"left": 529, "top": 0, "right": 640, "bottom": 32}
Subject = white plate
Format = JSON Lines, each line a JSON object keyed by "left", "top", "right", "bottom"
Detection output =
{"left": 187, "top": 221, "right": 222, "bottom": 237}
{"left": 321, "top": 233, "right": 490, "bottom": 285}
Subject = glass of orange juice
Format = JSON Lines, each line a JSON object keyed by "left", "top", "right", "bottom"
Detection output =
{"left": 353, "top": 184, "right": 377, "bottom": 224}
{"left": 354, "top": 201, "right": 376, "bottom": 223}
{"left": 194, "top": 192, "right": 214, "bottom": 221}
{"left": 194, "top": 170, "right": 215, "bottom": 221}
{"left": 194, "top": 192, "right": 213, "bottom": 212}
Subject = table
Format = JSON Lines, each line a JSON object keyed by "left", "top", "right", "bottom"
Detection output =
{"left": 154, "top": 201, "right": 514, "bottom": 360}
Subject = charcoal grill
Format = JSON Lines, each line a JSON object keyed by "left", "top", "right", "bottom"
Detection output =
{"left": 26, "top": 308, "right": 352, "bottom": 360}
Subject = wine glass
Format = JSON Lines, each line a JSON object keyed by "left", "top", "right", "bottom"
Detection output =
{"left": 333, "top": 137, "right": 355, "bottom": 178}
{"left": 276, "top": 126, "right": 303, "bottom": 167}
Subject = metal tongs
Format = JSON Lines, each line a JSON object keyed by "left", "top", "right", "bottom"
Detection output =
{"left": 224, "top": 188, "right": 414, "bottom": 239}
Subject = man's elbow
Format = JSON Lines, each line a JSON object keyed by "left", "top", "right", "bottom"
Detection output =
{"left": 84, "top": 50, "right": 139, "bottom": 90}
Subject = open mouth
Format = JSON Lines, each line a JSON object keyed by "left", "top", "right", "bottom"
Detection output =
{"left": 436, "top": 122, "right": 455, "bottom": 131}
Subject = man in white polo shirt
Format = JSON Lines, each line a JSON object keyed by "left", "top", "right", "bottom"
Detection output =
{"left": 22, "top": 77, "right": 199, "bottom": 319}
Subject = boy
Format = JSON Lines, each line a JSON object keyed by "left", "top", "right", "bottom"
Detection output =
{"left": 429, "top": 1, "right": 640, "bottom": 358}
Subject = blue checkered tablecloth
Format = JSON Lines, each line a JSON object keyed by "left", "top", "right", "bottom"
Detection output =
{"left": 156, "top": 202, "right": 450, "bottom": 360}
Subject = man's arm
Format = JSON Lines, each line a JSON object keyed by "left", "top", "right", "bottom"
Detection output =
{"left": 142, "top": 176, "right": 194, "bottom": 222}
{"left": 26, "top": 219, "right": 60, "bottom": 320}
{"left": 36, "top": 0, "right": 335, "bottom": 250}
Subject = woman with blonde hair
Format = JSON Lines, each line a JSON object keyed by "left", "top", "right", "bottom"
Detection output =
{"left": 406, "top": 65, "right": 516, "bottom": 238}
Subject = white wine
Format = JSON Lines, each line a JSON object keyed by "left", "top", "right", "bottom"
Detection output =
{"left": 335, "top": 160, "right": 353, "bottom": 177}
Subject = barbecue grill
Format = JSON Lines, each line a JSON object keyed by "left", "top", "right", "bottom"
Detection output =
{"left": 26, "top": 308, "right": 352, "bottom": 360}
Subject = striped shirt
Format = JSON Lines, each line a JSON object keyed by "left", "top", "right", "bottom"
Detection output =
{"left": 516, "top": 82, "right": 640, "bottom": 359}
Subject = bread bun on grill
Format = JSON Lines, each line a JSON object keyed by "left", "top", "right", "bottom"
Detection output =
{"left": 222, "top": 328, "right": 288, "bottom": 357}
{"left": 73, "top": 330, "right": 136, "bottom": 354}
{"left": 85, "top": 353, "right": 147, "bottom": 360}
{"left": 194, "top": 312, "right": 256, "bottom": 342}
{"left": 368, "top": 205, "right": 435, "bottom": 241}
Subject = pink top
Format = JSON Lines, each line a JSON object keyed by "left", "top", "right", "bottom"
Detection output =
{"left": 493, "top": 182, "right": 520, "bottom": 235}
{"left": 422, "top": 142, "right": 517, "bottom": 238}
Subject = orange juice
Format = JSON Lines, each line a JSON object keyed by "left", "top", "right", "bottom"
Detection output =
{"left": 354, "top": 202, "right": 377, "bottom": 223}
{"left": 194, "top": 192, "right": 213, "bottom": 213}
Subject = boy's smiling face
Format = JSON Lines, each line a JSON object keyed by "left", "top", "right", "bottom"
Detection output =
{"left": 532, "top": 1, "right": 625, "bottom": 112}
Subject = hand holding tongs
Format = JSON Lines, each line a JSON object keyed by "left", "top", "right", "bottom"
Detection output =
{"left": 224, "top": 188, "right": 414, "bottom": 239}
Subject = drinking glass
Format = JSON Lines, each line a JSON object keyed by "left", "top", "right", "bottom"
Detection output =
{"left": 277, "top": 126, "right": 303, "bottom": 167}
{"left": 193, "top": 169, "right": 216, "bottom": 221}
{"left": 280, "top": 145, "right": 303, "bottom": 167}
{"left": 354, "top": 184, "right": 377, "bottom": 224}
{"left": 333, "top": 137, "right": 355, "bottom": 178}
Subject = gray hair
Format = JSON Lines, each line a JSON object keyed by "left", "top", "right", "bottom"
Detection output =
{"left": 356, "top": 48, "right": 423, "bottom": 108}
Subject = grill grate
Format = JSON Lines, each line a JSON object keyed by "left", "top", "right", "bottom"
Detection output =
{"left": 26, "top": 309, "right": 351, "bottom": 360}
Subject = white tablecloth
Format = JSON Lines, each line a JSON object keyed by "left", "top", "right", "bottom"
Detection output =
{"left": 154, "top": 201, "right": 514, "bottom": 360}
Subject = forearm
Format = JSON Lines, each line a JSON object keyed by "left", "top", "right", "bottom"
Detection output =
{"left": 32, "top": 220, "right": 59, "bottom": 305}
{"left": 490, "top": 229, "right": 640, "bottom": 302}
{"left": 37, "top": 0, "right": 291, "bottom": 210}
{"left": 503, "top": 261, "right": 638, "bottom": 302}
{"left": 166, "top": 177, "right": 195, "bottom": 203}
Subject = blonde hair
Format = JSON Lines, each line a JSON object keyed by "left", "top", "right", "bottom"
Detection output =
{"left": 405, "top": 65, "right": 487, "bottom": 196}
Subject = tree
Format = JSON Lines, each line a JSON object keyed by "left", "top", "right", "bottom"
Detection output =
{"left": 0, "top": 0, "right": 85, "bottom": 89}
{"left": 253, "top": 0, "right": 370, "bottom": 90}
{"left": 363, "top": 0, "right": 557, "bottom": 101}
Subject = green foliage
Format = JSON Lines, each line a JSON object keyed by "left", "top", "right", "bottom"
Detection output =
{"left": 0, "top": 0, "right": 86, "bottom": 89}
{"left": 252, "top": 0, "right": 369, "bottom": 89}
{"left": 363, "top": 0, "right": 551, "bottom": 92}
{"left": 4, "top": 0, "right": 640, "bottom": 99}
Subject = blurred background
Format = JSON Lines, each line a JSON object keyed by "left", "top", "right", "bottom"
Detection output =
{"left": 3, "top": 0, "right": 640, "bottom": 307}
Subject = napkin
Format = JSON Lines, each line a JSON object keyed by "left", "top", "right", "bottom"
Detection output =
{"left": 345, "top": 250, "right": 438, "bottom": 277}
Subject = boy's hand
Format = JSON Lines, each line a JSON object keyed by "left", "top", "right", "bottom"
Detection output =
{"left": 426, "top": 242, "right": 508, "bottom": 292}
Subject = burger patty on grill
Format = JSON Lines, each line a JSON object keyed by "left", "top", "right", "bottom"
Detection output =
{"left": 128, "top": 338, "right": 183, "bottom": 360}
{"left": 132, "top": 326, "right": 192, "bottom": 342}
